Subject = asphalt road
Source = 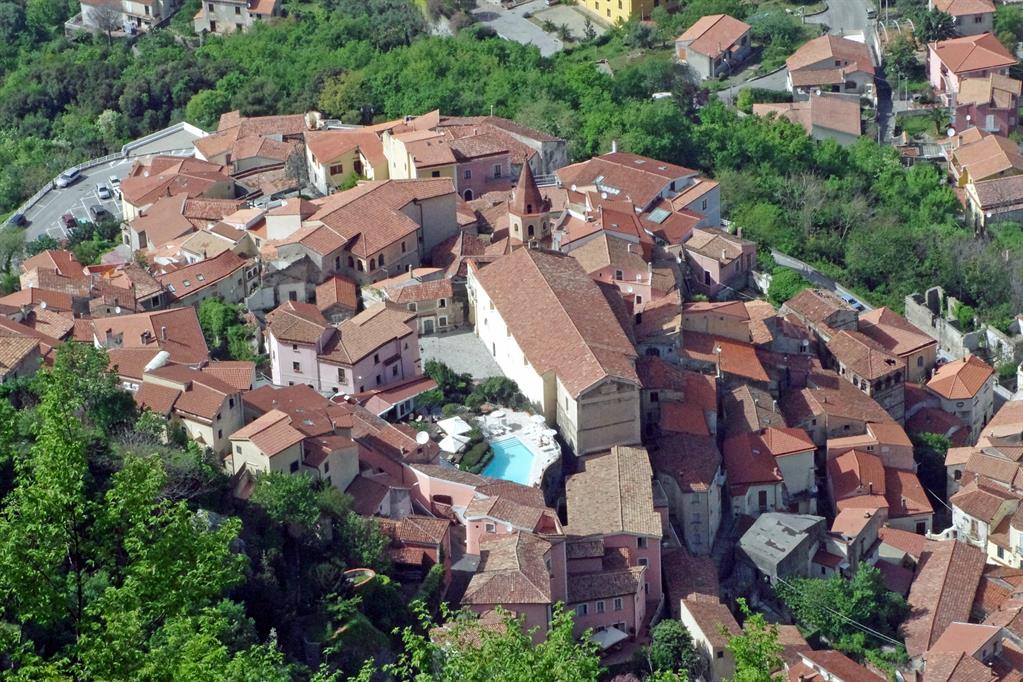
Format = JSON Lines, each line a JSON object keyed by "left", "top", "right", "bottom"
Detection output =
{"left": 23, "top": 159, "right": 133, "bottom": 244}
{"left": 717, "top": 0, "right": 874, "bottom": 103}
{"left": 472, "top": 0, "right": 563, "bottom": 57}
{"left": 18, "top": 124, "right": 205, "bottom": 245}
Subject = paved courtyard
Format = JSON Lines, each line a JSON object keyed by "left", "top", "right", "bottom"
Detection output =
{"left": 531, "top": 4, "right": 607, "bottom": 41}
{"left": 419, "top": 329, "right": 503, "bottom": 379}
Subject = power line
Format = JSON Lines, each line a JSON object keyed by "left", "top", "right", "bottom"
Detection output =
{"left": 773, "top": 575, "right": 905, "bottom": 649}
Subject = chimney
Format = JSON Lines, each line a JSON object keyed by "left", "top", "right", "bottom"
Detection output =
{"left": 721, "top": 249, "right": 728, "bottom": 262}
{"left": 160, "top": 326, "right": 167, "bottom": 341}
{"left": 627, "top": 243, "right": 632, "bottom": 253}
{"left": 611, "top": 140, "right": 618, "bottom": 153}
{"left": 868, "top": 482, "right": 873, "bottom": 495}
{"left": 737, "top": 226, "right": 743, "bottom": 238}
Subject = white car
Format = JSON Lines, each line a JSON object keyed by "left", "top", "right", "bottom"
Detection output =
{"left": 55, "top": 168, "right": 81, "bottom": 188}
{"left": 97, "top": 184, "right": 113, "bottom": 200}
{"left": 109, "top": 174, "right": 120, "bottom": 187}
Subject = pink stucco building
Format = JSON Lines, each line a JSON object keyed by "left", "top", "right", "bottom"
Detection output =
{"left": 266, "top": 300, "right": 420, "bottom": 395}
{"left": 928, "top": 33, "right": 1016, "bottom": 96}
{"left": 683, "top": 227, "right": 756, "bottom": 299}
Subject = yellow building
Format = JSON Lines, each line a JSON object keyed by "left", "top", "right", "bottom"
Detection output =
{"left": 578, "top": 0, "right": 660, "bottom": 24}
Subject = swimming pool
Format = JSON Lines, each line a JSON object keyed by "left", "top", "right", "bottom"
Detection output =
{"left": 483, "top": 437, "right": 536, "bottom": 485}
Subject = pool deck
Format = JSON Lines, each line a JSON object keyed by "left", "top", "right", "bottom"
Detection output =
{"left": 480, "top": 411, "right": 560, "bottom": 488}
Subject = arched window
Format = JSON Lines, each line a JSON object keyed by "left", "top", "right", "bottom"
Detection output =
{"left": 526, "top": 203, "right": 533, "bottom": 213}
{"left": 348, "top": 256, "right": 354, "bottom": 268}
{"left": 463, "top": 189, "right": 474, "bottom": 201}
{"left": 357, "top": 260, "right": 364, "bottom": 272}
{"left": 370, "top": 257, "right": 376, "bottom": 271}
{"left": 379, "top": 253, "right": 385, "bottom": 266}
{"left": 527, "top": 224, "right": 534, "bottom": 237}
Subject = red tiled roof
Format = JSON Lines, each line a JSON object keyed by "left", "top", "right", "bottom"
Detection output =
{"left": 927, "top": 354, "right": 994, "bottom": 400}
{"left": 931, "top": 32, "right": 1016, "bottom": 75}
{"left": 474, "top": 248, "right": 639, "bottom": 397}
{"left": 678, "top": 14, "right": 750, "bottom": 59}
{"left": 315, "top": 275, "right": 359, "bottom": 314}
{"left": 904, "top": 540, "right": 987, "bottom": 656}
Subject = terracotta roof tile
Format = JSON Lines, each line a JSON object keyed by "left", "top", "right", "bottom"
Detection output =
{"left": 475, "top": 248, "right": 639, "bottom": 396}
{"left": 157, "top": 251, "right": 250, "bottom": 303}
{"left": 680, "top": 597, "right": 740, "bottom": 649}
{"left": 786, "top": 34, "right": 875, "bottom": 78}
{"left": 928, "top": 354, "right": 994, "bottom": 400}
{"left": 230, "top": 409, "right": 305, "bottom": 456}
{"left": 566, "top": 445, "right": 662, "bottom": 537}
{"left": 567, "top": 567, "right": 645, "bottom": 603}
{"left": 827, "top": 329, "right": 906, "bottom": 380}
{"left": 462, "top": 531, "right": 553, "bottom": 605}
{"left": 315, "top": 275, "right": 359, "bottom": 314}
{"left": 904, "top": 540, "right": 987, "bottom": 656}
{"left": 320, "top": 303, "right": 415, "bottom": 365}
{"left": 86, "top": 307, "right": 209, "bottom": 365}
{"left": 556, "top": 152, "right": 697, "bottom": 210}
{"left": 879, "top": 526, "right": 927, "bottom": 559}
{"left": 678, "top": 14, "right": 750, "bottom": 59}
{"left": 931, "top": 32, "right": 1016, "bottom": 75}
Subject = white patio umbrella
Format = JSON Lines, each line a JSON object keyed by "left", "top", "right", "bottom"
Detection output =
{"left": 439, "top": 434, "right": 470, "bottom": 454}
{"left": 437, "top": 416, "right": 473, "bottom": 437}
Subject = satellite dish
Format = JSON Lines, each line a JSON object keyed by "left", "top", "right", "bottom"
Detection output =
{"left": 415, "top": 431, "right": 430, "bottom": 445}
{"left": 39, "top": 301, "right": 46, "bottom": 309}
{"left": 947, "top": 128, "right": 956, "bottom": 138}
{"left": 114, "top": 306, "right": 121, "bottom": 314}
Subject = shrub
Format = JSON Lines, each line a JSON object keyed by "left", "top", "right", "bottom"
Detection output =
{"left": 767, "top": 269, "right": 810, "bottom": 307}
{"left": 998, "top": 361, "right": 1018, "bottom": 381}
{"left": 460, "top": 441, "right": 492, "bottom": 473}
{"left": 441, "top": 403, "right": 462, "bottom": 418}
{"left": 414, "top": 563, "right": 446, "bottom": 615}
{"left": 468, "top": 376, "right": 524, "bottom": 408}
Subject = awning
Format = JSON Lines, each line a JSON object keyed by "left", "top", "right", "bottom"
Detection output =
{"left": 591, "top": 626, "right": 628, "bottom": 650}
{"left": 439, "top": 434, "right": 470, "bottom": 454}
{"left": 438, "top": 416, "right": 473, "bottom": 437}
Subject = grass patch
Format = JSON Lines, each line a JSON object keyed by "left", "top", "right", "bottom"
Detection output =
{"left": 895, "top": 112, "right": 935, "bottom": 137}
{"left": 756, "top": 0, "right": 828, "bottom": 14}
{"left": 460, "top": 441, "right": 493, "bottom": 474}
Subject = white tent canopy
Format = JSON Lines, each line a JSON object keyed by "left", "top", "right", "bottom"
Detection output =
{"left": 439, "top": 434, "right": 470, "bottom": 454}
{"left": 437, "top": 416, "right": 473, "bottom": 437}
{"left": 591, "top": 626, "right": 628, "bottom": 651}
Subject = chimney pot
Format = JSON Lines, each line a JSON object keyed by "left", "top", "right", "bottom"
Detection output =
{"left": 611, "top": 139, "right": 618, "bottom": 153}
{"left": 160, "top": 325, "right": 167, "bottom": 341}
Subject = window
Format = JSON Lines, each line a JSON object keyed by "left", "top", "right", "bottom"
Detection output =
{"left": 292, "top": 362, "right": 301, "bottom": 372}
{"left": 207, "top": 2, "right": 212, "bottom": 9}
{"left": 329, "top": 163, "right": 343, "bottom": 175}
{"left": 635, "top": 295, "right": 643, "bottom": 304}
{"left": 954, "top": 469, "right": 962, "bottom": 481}
{"left": 485, "top": 522, "right": 496, "bottom": 532}
{"left": 370, "top": 258, "right": 376, "bottom": 270}
{"left": 917, "top": 356, "right": 924, "bottom": 367}
{"left": 234, "top": 444, "right": 241, "bottom": 454}
{"left": 717, "top": 651, "right": 724, "bottom": 659}
{"left": 650, "top": 391, "right": 659, "bottom": 403}
{"left": 494, "top": 164, "right": 502, "bottom": 178}
{"left": 463, "top": 189, "right": 474, "bottom": 201}
{"left": 618, "top": 0, "right": 622, "bottom": 8}
{"left": 615, "top": 269, "right": 623, "bottom": 280}
{"left": 379, "top": 254, "right": 385, "bottom": 266}
{"left": 917, "top": 522, "right": 927, "bottom": 535}
{"left": 637, "top": 537, "right": 647, "bottom": 549}
{"left": 701, "top": 199, "right": 708, "bottom": 211}
{"left": 324, "top": 461, "right": 329, "bottom": 473}
{"left": 439, "top": 316, "right": 448, "bottom": 327}
{"left": 374, "top": 353, "right": 380, "bottom": 364}
{"left": 438, "top": 298, "right": 446, "bottom": 308}
{"left": 357, "top": 260, "right": 364, "bottom": 272}
{"left": 290, "top": 461, "right": 299, "bottom": 473}
{"left": 229, "top": 397, "right": 235, "bottom": 408}
{"left": 576, "top": 604, "right": 588, "bottom": 617}
{"left": 528, "top": 224, "right": 535, "bottom": 237}
{"left": 758, "top": 490, "right": 768, "bottom": 509}
{"left": 292, "top": 344, "right": 298, "bottom": 351}
{"left": 975, "top": 14, "right": 983, "bottom": 22}
{"left": 408, "top": 303, "right": 417, "bottom": 312}
{"left": 375, "top": 374, "right": 381, "bottom": 386}
{"left": 431, "top": 171, "right": 440, "bottom": 178}
{"left": 638, "top": 557, "right": 648, "bottom": 567}
{"left": 596, "top": 601, "right": 605, "bottom": 614}
{"left": 401, "top": 241, "right": 407, "bottom": 254}
{"left": 348, "top": 256, "right": 355, "bottom": 268}
{"left": 234, "top": 5, "right": 240, "bottom": 14}
{"left": 703, "top": 271, "right": 711, "bottom": 286}
{"left": 613, "top": 598, "right": 623, "bottom": 611}
{"left": 217, "top": 429, "right": 223, "bottom": 439}
{"left": 337, "top": 367, "right": 346, "bottom": 382}
{"left": 288, "top": 290, "right": 298, "bottom": 301}
{"left": 392, "top": 365, "right": 398, "bottom": 377}
{"left": 463, "top": 169, "right": 472, "bottom": 180}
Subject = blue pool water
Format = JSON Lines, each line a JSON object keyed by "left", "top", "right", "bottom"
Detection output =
{"left": 483, "top": 437, "right": 535, "bottom": 484}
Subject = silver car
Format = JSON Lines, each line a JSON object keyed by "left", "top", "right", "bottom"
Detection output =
{"left": 55, "top": 168, "right": 81, "bottom": 188}
{"left": 97, "top": 184, "right": 112, "bottom": 200}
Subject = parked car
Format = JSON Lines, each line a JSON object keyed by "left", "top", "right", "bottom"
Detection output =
{"left": 61, "top": 213, "right": 77, "bottom": 229}
{"left": 89, "top": 205, "right": 112, "bottom": 221}
{"left": 109, "top": 174, "right": 121, "bottom": 187}
{"left": 7, "top": 212, "right": 27, "bottom": 227}
{"left": 97, "top": 184, "right": 112, "bottom": 200}
{"left": 55, "top": 168, "right": 81, "bottom": 188}
{"left": 866, "top": 7, "right": 877, "bottom": 19}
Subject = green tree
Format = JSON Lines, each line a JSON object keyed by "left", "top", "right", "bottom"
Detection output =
{"left": 186, "top": 90, "right": 233, "bottom": 130}
{"left": 776, "top": 566, "right": 908, "bottom": 666}
{"left": 995, "top": 4, "right": 1023, "bottom": 50}
{"left": 644, "top": 619, "right": 707, "bottom": 679}
{"left": 388, "top": 604, "right": 604, "bottom": 681}
{"left": 0, "top": 344, "right": 277, "bottom": 679}
{"left": 767, "top": 269, "right": 810, "bottom": 307}
{"left": 727, "top": 598, "right": 784, "bottom": 682}
{"left": 251, "top": 471, "right": 321, "bottom": 531}
{"left": 198, "top": 297, "right": 257, "bottom": 361}
{"left": 915, "top": 9, "right": 956, "bottom": 42}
